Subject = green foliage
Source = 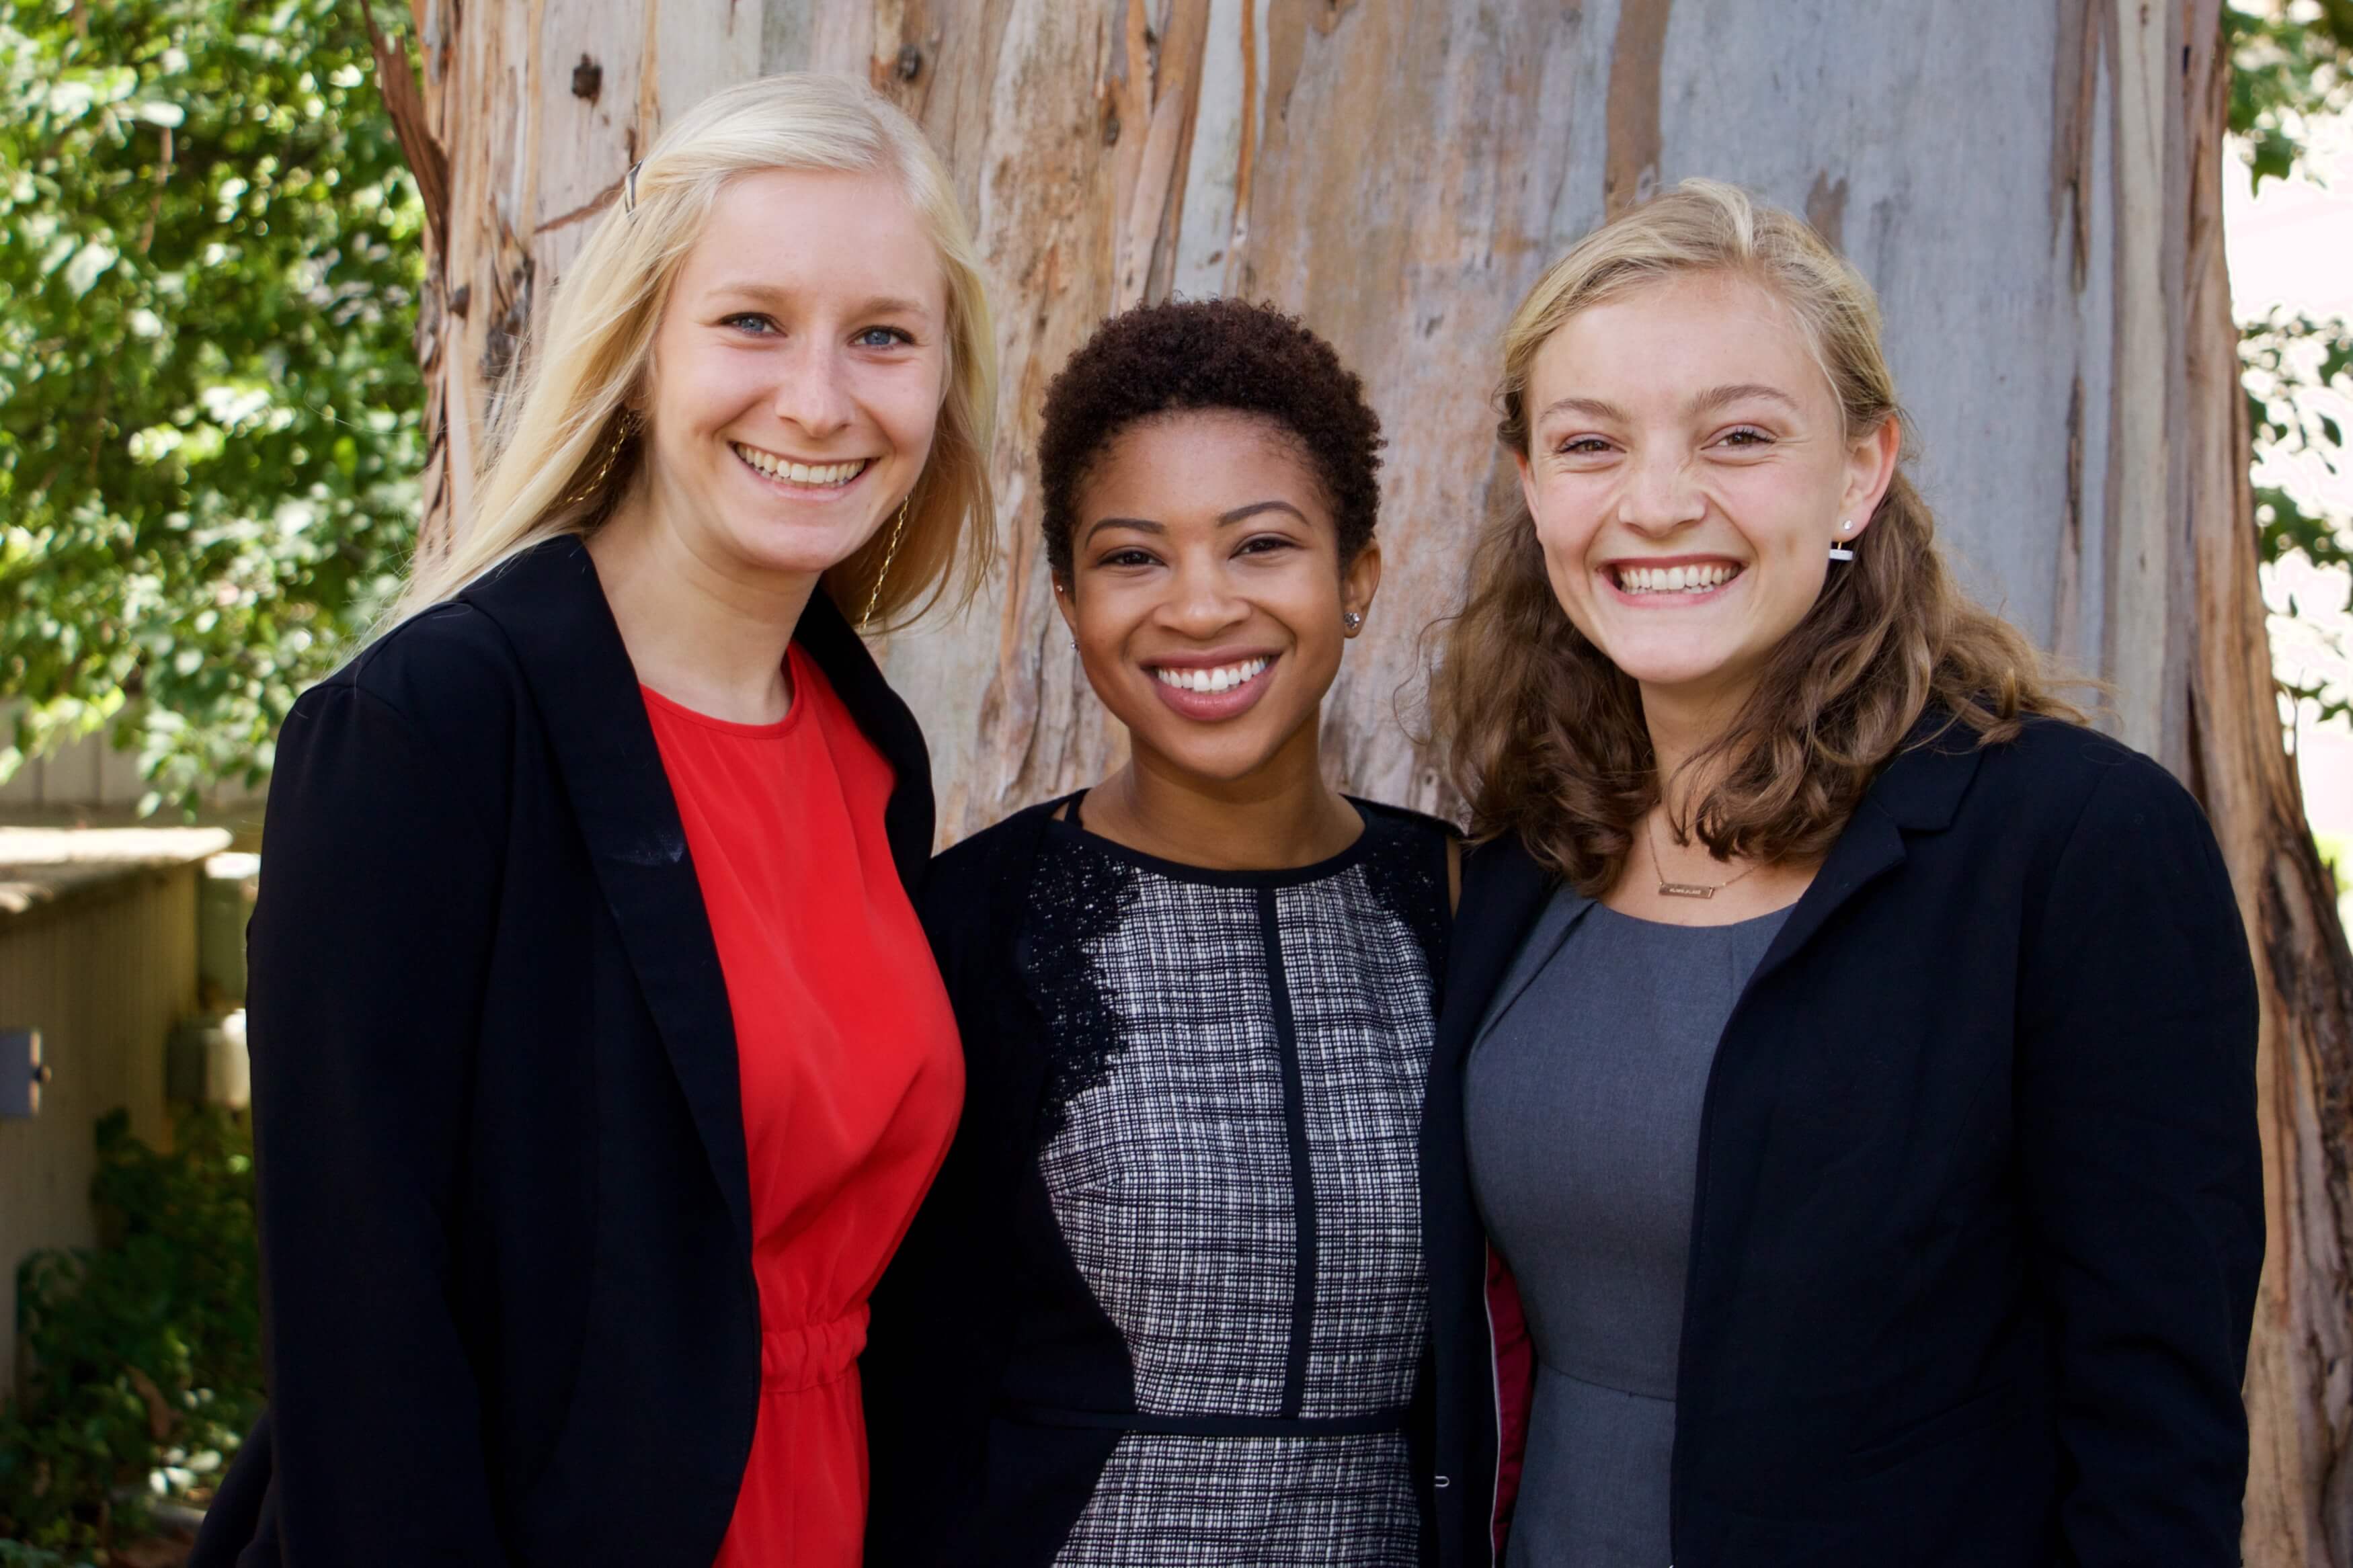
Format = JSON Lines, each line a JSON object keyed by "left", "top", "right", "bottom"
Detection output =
{"left": 0, "top": 1109, "right": 261, "bottom": 1556}
{"left": 0, "top": 0, "right": 424, "bottom": 812}
{"left": 2227, "top": 4, "right": 2353, "bottom": 729}
{"left": 2243, "top": 307, "right": 2353, "bottom": 581}
{"left": 2226, "top": 0, "right": 2353, "bottom": 186}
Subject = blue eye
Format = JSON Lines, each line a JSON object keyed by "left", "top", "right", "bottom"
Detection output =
{"left": 721, "top": 313, "right": 777, "bottom": 335}
{"left": 854, "top": 325, "right": 915, "bottom": 349}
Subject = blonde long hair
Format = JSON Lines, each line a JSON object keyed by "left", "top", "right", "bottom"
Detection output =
{"left": 1437, "top": 178, "right": 2080, "bottom": 894}
{"left": 395, "top": 73, "right": 997, "bottom": 629}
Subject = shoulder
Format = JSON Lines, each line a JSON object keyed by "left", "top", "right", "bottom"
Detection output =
{"left": 1353, "top": 796, "right": 1462, "bottom": 847}
{"left": 932, "top": 799, "right": 1066, "bottom": 881}
{"left": 922, "top": 799, "right": 1068, "bottom": 933}
{"left": 289, "top": 601, "right": 528, "bottom": 768}
{"left": 1961, "top": 715, "right": 2210, "bottom": 839}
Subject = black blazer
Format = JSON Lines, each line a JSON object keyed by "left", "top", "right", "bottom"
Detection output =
{"left": 191, "top": 536, "right": 935, "bottom": 1567}
{"left": 1422, "top": 717, "right": 2263, "bottom": 1567}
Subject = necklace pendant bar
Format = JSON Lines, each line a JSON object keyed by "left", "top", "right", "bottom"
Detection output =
{"left": 1657, "top": 881, "right": 1719, "bottom": 899}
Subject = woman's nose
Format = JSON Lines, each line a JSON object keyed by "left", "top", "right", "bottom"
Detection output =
{"left": 1162, "top": 559, "right": 1248, "bottom": 635}
{"left": 1618, "top": 448, "right": 1706, "bottom": 535}
{"left": 770, "top": 344, "right": 856, "bottom": 438}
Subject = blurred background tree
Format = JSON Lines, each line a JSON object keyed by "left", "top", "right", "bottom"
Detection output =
{"left": 0, "top": 0, "right": 422, "bottom": 813}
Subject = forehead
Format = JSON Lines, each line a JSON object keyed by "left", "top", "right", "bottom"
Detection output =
{"left": 1530, "top": 272, "right": 1831, "bottom": 413}
{"left": 671, "top": 165, "right": 945, "bottom": 313}
{"left": 1083, "top": 411, "right": 1328, "bottom": 517}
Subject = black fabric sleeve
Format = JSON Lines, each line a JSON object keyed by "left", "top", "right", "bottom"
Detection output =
{"left": 239, "top": 679, "right": 510, "bottom": 1563}
{"left": 2016, "top": 754, "right": 2264, "bottom": 1565}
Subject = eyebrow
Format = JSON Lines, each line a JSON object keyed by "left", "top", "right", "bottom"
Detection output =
{"left": 1689, "top": 382, "right": 1800, "bottom": 415}
{"left": 1537, "top": 382, "right": 1801, "bottom": 425}
{"left": 704, "top": 282, "right": 935, "bottom": 318}
{"left": 1081, "top": 499, "right": 1310, "bottom": 546}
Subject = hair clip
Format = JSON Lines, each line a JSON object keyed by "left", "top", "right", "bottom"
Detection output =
{"left": 624, "top": 161, "right": 642, "bottom": 216}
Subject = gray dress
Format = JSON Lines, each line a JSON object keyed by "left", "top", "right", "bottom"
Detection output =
{"left": 1464, "top": 895, "right": 1789, "bottom": 1568}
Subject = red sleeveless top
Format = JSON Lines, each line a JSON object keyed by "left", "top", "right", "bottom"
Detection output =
{"left": 643, "top": 643, "right": 963, "bottom": 1568}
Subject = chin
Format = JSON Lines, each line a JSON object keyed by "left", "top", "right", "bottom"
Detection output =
{"left": 724, "top": 521, "right": 879, "bottom": 579}
{"left": 1130, "top": 726, "right": 1287, "bottom": 786}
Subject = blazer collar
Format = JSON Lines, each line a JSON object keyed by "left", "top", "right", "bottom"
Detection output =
{"left": 1433, "top": 836, "right": 1558, "bottom": 1072}
{"left": 787, "top": 585, "right": 936, "bottom": 894}
{"left": 457, "top": 534, "right": 936, "bottom": 1246}
{"left": 1752, "top": 710, "right": 1984, "bottom": 983}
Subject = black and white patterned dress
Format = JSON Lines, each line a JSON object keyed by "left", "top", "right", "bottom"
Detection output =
{"left": 1010, "top": 794, "right": 1448, "bottom": 1566}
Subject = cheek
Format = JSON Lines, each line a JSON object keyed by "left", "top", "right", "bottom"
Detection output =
{"left": 1529, "top": 504, "right": 1602, "bottom": 587}
{"left": 871, "top": 364, "right": 947, "bottom": 455}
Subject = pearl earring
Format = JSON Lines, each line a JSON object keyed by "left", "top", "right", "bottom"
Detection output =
{"left": 1828, "top": 520, "right": 1856, "bottom": 563}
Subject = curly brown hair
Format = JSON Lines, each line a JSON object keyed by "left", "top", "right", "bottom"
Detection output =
{"left": 1437, "top": 179, "right": 2083, "bottom": 895}
{"left": 1039, "top": 298, "right": 1384, "bottom": 582}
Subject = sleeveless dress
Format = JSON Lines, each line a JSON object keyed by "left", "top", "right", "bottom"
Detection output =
{"left": 1010, "top": 794, "right": 1448, "bottom": 1565}
{"left": 643, "top": 643, "right": 963, "bottom": 1568}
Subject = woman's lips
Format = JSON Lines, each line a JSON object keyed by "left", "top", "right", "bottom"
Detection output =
{"left": 1600, "top": 559, "right": 1745, "bottom": 608}
{"left": 729, "top": 442, "right": 875, "bottom": 497}
{"left": 1144, "top": 654, "right": 1277, "bottom": 722}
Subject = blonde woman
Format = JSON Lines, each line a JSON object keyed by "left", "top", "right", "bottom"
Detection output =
{"left": 191, "top": 75, "right": 994, "bottom": 1568}
{"left": 1422, "top": 181, "right": 2261, "bottom": 1566}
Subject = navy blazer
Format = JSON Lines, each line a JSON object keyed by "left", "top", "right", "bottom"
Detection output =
{"left": 192, "top": 536, "right": 935, "bottom": 1567}
{"left": 1422, "top": 716, "right": 2263, "bottom": 1567}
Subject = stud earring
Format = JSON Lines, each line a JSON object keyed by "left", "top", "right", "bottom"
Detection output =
{"left": 1342, "top": 610, "right": 1364, "bottom": 632}
{"left": 1828, "top": 519, "right": 1856, "bottom": 563}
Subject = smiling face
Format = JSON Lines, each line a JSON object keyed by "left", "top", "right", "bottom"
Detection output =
{"left": 637, "top": 165, "right": 949, "bottom": 585}
{"left": 1517, "top": 270, "right": 1898, "bottom": 718}
{"left": 1058, "top": 411, "right": 1380, "bottom": 786}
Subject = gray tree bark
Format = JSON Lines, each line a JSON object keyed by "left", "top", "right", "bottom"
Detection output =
{"left": 388, "top": 1, "right": 2353, "bottom": 1557}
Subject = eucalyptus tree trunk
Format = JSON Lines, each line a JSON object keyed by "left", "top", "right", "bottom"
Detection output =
{"left": 384, "top": 0, "right": 2353, "bottom": 1556}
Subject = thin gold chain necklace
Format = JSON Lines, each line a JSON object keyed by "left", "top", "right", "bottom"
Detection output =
{"left": 1645, "top": 812, "right": 1763, "bottom": 900}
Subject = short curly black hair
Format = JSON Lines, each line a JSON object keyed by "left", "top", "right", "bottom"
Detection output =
{"left": 1039, "top": 298, "right": 1384, "bottom": 583}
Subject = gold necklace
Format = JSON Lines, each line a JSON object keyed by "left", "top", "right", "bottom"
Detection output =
{"left": 1645, "top": 812, "right": 1763, "bottom": 900}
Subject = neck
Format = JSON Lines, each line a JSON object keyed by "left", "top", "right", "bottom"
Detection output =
{"left": 1638, "top": 676, "right": 1755, "bottom": 817}
{"left": 586, "top": 490, "right": 817, "bottom": 724}
{"left": 1090, "top": 716, "right": 1360, "bottom": 872}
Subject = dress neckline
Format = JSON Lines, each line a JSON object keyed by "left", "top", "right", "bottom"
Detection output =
{"left": 1045, "top": 789, "right": 1383, "bottom": 891}
{"left": 639, "top": 646, "right": 813, "bottom": 740}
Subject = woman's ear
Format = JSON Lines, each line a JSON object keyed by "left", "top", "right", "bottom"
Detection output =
{"left": 1052, "top": 573, "right": 1078, "bottom": 636}
{"left": 1841, "top": 416, "right": 1901, "bottom": 537}
{"left": 1341, "top": 540, "right": 1384, "bottom": 637}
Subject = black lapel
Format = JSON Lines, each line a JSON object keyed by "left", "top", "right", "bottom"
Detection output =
{"left": 791, "top": 589, "right": 936, "bottom": 897}
{"left": 460, "top": 536, "right": 752, "bottom": 1246}
{"left": 1432, "top": 837, "right": 1558, "bottom": 1074}
{"left": 1474, "top": 884, "right": 1595, "bottom": 1045}
{"left": 1748, "top": 713, "right": 1985, "bottom": 987}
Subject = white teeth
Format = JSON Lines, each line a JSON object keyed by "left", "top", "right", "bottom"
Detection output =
{"left": 1615, "top": 562, "right": 1737, "bottom": 595}
{"left": 731, "top": 445, "right": 870, "bottom": 487}
{"left": 1153, "top": 657, "right": 1271, "bottom": 695}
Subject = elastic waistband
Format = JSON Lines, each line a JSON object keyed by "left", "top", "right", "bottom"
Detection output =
{"left": 997, "top": 1400, "right": 1408, "bottom": 1438}
{"left": 760, "top": 1307, "right": 868, "bottom": 1393}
